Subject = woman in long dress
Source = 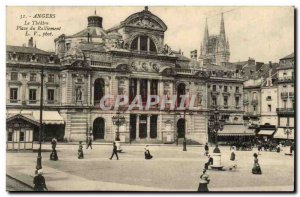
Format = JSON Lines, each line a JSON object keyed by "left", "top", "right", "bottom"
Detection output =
{"left": 198, "top": 169, "right": 210, "bottom": 192}
{"left": 144, "top": 145, "right": 153, "bottom": 160}
{"left": 252, "top": 153, "right": 262, "bottom": 174}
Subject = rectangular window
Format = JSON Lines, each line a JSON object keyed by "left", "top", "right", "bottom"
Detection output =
{"left": 19, "top": 131, "right": 25, "bottom": 142}
{"left": 212, "top": 85, "right": 216, "bottom": 91}
{"left": 30, "top": 73, "right": 36, "bottom": 81}
{"left": 224, "top": 96, "right": 228, "bottom": 106}
{"left": 235, "top": 97, "right": 240, "bottom": 106}
{"left": 212, "top": 96, "right": 217, "bottom": 106}
{"left": 48, "top": 74, "right": 55, "bottom": 83}
{"left": 47, "top": 89, "right": 54, "bottom": 102}
{"left": 29, "top": 89, "right": 37, "bottom": 102}
{"left": 266, "top": 96, "right": 272, "bottom": 101}
{"left": 224, "top": 86, "right": 228, "bottom": 92}
{"left": 11, "top": 72, "right": 18, "bottom": 80}
{"left": 10, "top": 88, "right": 18, "bottom": 102}
{"left": 236, "top": 86, "right": 240, "bottom": 93}
{"left": 268, "top": 104, "right": 272, "bottom": 112}
{"left": 66, "top": 43, "right": 71, "bottom": 51}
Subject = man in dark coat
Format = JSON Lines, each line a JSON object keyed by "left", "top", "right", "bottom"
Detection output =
{"left": 51, "top": 138, "right": 57, "bottom": 150}
{"left": 204, "top": 155, "right": 213, "bottom": 170}
{"left": 204, "top": 143, "right": 209, "bottom": 156}
{"left": 86, "top": 135, "right": 92, "bottom": 149}
{"left": 33, "top": 169, "right": 48, "bottom": 191}
{"left": 109, "top": 142, "right": 119, "bottom": 160}
{"left": 78, "top": 141, "right": 84, "bottom": 159}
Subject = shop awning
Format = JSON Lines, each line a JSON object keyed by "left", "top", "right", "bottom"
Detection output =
{"left": 217, "top": 125, "right": 255, "bottom": 136}
{"left": 7, "top": 110, "right": 64, "bottom": 125}
{"left": 273, "top": 128, "right": 294, "bottom": 140}
{"left": 257, "top": 129, "right": 275, "bottom": 136}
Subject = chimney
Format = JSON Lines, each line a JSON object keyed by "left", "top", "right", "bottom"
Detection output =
{"left": 190, "top": 50, "right": 197, "bottom": 59}
{"left": 28, "top": 37, "right": 34, "bottom": 47}
{"left": 269, "top": 61, "right": 272, "bottom": 68}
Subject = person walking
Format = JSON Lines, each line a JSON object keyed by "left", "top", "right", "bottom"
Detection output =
{"left": 229, "top": 147, "right": 236, "bottom": 170}
{"left": 78, "top": 141, "right": 84, "bottom": 159}
{"left": 33, "top": 169, "right": 48, "bottom": 191}
{"left": 86, "top": 134, "right": 93, "bottom": 149}
{"left": 252, "top": 153, "right": 262, "bottom": 174}
{"left": 109, "top": 142, "right": 119, "bottom": 160}
{"left": 144, "top": 145, "right": 153, "bottom": 160}
{"left": 51, "top": 138, "right": 57, "bottom": 150}
{"left": 197, "top": 169, "right": 210, "bottom": 192}
{"left": 204, "top": 143, "right": 209, "bottom": 156}
{"left": 204, "top": 155, "right": 213, "bottom": 170}
{"left": 50, "top": 138, "right": 58, "bottom": 161}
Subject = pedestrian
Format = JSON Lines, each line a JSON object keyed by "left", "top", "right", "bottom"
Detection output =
{"left": 86, "top": 134, "right": 93, "bottom": 149}
{"left": 33, "top": 169, "right": 48, "bottom": 191}
{"left": 197, "top": 169, "right": 210, "bottom": 192}
{"left": 290, "top": 142, "right": 294, "bottom": 154}
{"left": 229, "top": 147, "right": 236, "bottom": 170}
{"left": 276, "top": 144, "right": 280, "bottom": 153}
{"left": 252, "top": 153, "right": 262, "bottom": 175}
{"left": 213, "top": 145, "right": 221, "bottom": 153}
{"left": 144, "top": 145, "right": 153, "bottom": 159}
{"left": 50, "top": 149, "right": 58, "bottom": 161}
{"left": 204, "top": 143, "right": 209, "bottom": 156}
{"left": 109, "top": 142, "right": 119, "bottom": 160}
{"left": 204, "top": 155, "right": 213, "bottom": 170}
{"left": 78, "top": 141, "right": 84, "bottom": 159}
{"left": 51, "top": 137, "right": 57, "bottom": 150}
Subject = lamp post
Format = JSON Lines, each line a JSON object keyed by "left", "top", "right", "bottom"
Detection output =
{"left": 36, "top": 66, "right": 44, "bottom": 173}
{"left": 112, "top": 111, "right": 125, "bottom": 152}
{"left": 208, "top": 108, "right": 225, "bottom": 145}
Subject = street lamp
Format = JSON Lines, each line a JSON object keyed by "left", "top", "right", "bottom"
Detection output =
{"left": 112, "top": 111, "right": 126, "bottom": 141}
{"left": 36, "top": 66, "right": 44, "bottom": 173}
{"left": 208, "top": 108, "right": 225, "bottom": 145}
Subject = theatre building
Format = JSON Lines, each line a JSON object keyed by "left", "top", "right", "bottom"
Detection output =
{"left": 6, "top": 7, "right": 245, "bottom": 147}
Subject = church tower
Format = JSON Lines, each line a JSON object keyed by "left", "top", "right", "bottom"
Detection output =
{"left": 199, "top": 13, "right": 230, "bottom": 66}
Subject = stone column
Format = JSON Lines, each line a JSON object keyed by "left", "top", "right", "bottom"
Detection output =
{"left": 137, "top": 37, "right": 140, "bottom": 51}
{"left": 147, "top": 114, "right": 151, "bottom": 140}
{"left": 137, "top": 79, "right": 140, "bottom": 96}
{"left": 136, "top": 114, "right": 140, "bottom": 140}
{"left": 88, "top": 73, "right": 91, "bottom": 106}
{"left": 147, "top": 79, "right": 151, "bottom": 98}
{"left": 147, "top": 37, "right": 150, "bottom": 52}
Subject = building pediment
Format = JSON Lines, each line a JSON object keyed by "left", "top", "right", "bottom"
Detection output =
{"left": 121, "top": 7, "right": 167, "bottom": 32}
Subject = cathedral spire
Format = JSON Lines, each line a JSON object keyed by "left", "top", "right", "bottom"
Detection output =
{"left": 203, "top": 17, "right": 209, "bottom": 44}
{"left": 220, "top": 12, "right": 226, "bottom": 42}
{"left": 202, "top": 17, "right": 209, "bottom": 55}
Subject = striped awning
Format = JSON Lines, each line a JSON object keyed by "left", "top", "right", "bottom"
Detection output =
{"left": 218, "top": 125, "right": 255, "bottom": 136}
{"left": 273, "top": 128, "right": 294, "bottom": 140}
{"left": 257, "top": 129, "right": 275, "bottom": 136}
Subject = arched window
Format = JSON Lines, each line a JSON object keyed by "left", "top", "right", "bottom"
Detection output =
{"left": 130, "top": 36, "right": 157, "bottom": 53}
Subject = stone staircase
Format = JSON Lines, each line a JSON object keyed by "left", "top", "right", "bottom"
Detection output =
{"left": 70, "top": 113, "right": 87, "bottom": 135}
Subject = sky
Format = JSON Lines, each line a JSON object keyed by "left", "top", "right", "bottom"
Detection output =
{"left": 6, "top": 6, "right": 294, "bottom": 63}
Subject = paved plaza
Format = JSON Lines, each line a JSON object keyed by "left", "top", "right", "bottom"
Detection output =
{"left": 6, "top": 144, "right": 294, "bottom": 191}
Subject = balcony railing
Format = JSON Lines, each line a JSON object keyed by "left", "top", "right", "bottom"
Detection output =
{"left": 276, "top": 108, "right": 294, "bottom": 115}
{"left": 278, "top": 76, "right": 294, "bottom": 83}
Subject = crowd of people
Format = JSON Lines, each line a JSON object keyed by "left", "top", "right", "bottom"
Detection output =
{"left": 33, "top": 137, "right": 294, "bottom": 192}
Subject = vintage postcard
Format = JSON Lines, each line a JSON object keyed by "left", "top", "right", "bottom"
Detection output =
{"left": 6, "top": 6, "right": 295, "bottom": 192}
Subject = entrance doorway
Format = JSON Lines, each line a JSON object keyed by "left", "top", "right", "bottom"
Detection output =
{"left": 93, "top": 118, "right": 105, "bottom": 140}
{"left": 177, "top": 118, "right": 186, "bottom": 138}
